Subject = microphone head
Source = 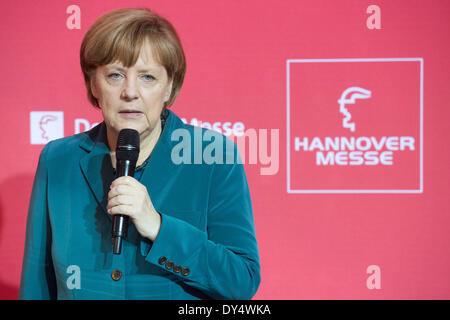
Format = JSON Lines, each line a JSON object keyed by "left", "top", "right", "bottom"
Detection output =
{"left": 116, "top": 129, "right": 140, "bottom": 162}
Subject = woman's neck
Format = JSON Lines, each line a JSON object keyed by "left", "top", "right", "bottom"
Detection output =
{"left": 108, "top": 119, "right": 162, "bottom": 170}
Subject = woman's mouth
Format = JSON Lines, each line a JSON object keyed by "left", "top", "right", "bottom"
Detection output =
{"left": 118, "top": 110, "right": 143, "bottom": 118}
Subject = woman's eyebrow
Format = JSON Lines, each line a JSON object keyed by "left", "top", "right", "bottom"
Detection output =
{"left": 103, "top": 65, "right": 125, "bottom": 73}
{"left": 137, "top": 68, "right": 159, "bottom": 73}
{"left": 106, "top": 65, "right": 160, "bottom": 73}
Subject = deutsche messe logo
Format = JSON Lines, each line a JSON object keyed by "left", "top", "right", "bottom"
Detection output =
{"left": 30, "top": 111, "right": 64, "bottom": 145}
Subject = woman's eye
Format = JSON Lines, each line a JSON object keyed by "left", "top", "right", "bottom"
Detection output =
{"left": 108, "top": 72, "right": 122, "bottom": 80}
{"left": 142, "top": 74, "right": 155, "bottom": 81}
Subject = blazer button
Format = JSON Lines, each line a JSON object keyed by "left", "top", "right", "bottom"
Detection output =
{"left": 111, "top": 269, "right": 122, "bottom": 281}
{"left": 173, "top": 265, "right": 182, "bottom": 273}
{"left": 181, "top": 267, "right": 190, "bottom": 276}
{"left": 158, "top": 256, "right": 167, "bottom": 265}
{"left": 165, "top": 261, "right": 174, "bottom": 270}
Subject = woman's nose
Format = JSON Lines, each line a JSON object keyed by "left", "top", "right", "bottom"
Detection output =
{"left": 121, "top": 77, "right": 139, "bottom": 101}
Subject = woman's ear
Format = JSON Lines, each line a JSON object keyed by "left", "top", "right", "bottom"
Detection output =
{"left": 163, "top": 79, "right": 173, "bottom": 103}
{"left": 90, "top": 71, "right": 99, "bottom": 99}
{"left": 90, "top": 77, "right": 98, "bottom": 99}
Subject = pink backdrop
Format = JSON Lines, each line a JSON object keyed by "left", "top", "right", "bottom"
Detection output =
{"left": 1, "top": 0, "right": 449, "bottom": 299}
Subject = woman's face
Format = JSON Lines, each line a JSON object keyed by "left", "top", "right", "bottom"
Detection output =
{"left": 91, "top": 41, "right": 172, "bottom": 142}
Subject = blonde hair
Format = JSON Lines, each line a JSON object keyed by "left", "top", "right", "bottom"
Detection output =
{"left": 80, "top": 8, "right": 186, "bottom": 110}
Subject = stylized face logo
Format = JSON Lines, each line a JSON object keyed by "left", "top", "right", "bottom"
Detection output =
{"left": 39, "top": 115, "right": 59, "bottom": 141}
{"left": 338, "top": 87, "right": 372, "bottom": 132}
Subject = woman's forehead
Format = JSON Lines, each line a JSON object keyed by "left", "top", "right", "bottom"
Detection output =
{"left": 109, "top": 41, "right": 164, "bottom": 71}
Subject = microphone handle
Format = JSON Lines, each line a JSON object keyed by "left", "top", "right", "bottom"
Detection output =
{"left": 112, "top": 159, "right": 136, "bottom": 254}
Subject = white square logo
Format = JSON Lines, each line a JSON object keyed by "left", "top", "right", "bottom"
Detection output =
{"left": 30, "top": 111, "right": 64, "bottom": 145}
{"left": 287, "top": 58, "right": 423, "bottom": 193}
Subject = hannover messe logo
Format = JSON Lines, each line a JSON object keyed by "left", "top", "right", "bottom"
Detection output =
{"left": 287, "top": 58, "right": 423, "bottom": 194}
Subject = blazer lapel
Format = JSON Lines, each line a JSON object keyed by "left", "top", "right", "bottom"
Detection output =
{"left": 78, "top": 110, "right": 182, "bottom": 218}
{"left": 79, "top": 122, "right": 115, "bottom": 220}
{"left": 139, "top": 110, "right": 183, "bottom": 211}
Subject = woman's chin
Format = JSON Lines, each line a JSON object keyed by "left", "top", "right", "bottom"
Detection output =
{"left": 107, "top": 123, "right": 143, "bottom": 137}
{"left": 112, "top": 119, "right": 145, "bottom": 133}
{"left": 106, "top": 118, "right": 159, "bottom": 140}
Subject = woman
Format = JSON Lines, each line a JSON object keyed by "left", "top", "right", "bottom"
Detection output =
{"left": 19, "top": 8, "right": 260, "bottom": 300}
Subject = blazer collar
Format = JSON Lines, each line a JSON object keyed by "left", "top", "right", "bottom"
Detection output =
{"left": 78, "top": 110, "right": 182, "bottom": 216}
{"left": 79, "top": 122, "right": 114, "bottom": 217}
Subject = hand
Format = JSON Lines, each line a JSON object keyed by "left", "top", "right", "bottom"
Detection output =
{"left": 107, "top": 176, "right": 161, "bottom": 241}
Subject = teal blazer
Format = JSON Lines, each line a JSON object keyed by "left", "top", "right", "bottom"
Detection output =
{"left": 19, "top": 110, "right": 260, "bottom": 300}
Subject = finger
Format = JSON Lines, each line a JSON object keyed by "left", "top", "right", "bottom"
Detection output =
{"left": 107, "top": 195, "right": 135, "bottom": 209}
{"left": 111, "top": 176, "right": 139, "bottom": 188}
{"left": 112, "top": 177, "right": 147, "bottom": 194}
{"left": 108, "top": 204, "right": 134, "bottom": 217}
{"left": 108, "top": 184, "right": 136, "bottom": 200}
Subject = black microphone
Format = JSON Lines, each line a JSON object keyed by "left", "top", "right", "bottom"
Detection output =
{"left": 112, "top": 128, "right": 140, "bottom": 255}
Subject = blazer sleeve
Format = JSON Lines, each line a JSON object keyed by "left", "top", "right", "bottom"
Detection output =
{"left": 19, "top": 143, "right": 57, "bottom": 300}
{"left": 144, "top": 142, "right": 261, "bottom": 299}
